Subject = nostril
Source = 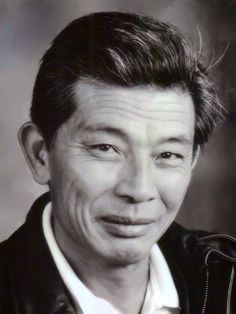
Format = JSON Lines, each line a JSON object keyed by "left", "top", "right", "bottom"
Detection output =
{"left": 124, "top": 196, "right": 136, "bottom": 204}
{"left": 122, "top": 195, "right": 154, "bottom": 204}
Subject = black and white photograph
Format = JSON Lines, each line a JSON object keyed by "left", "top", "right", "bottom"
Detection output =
{"left": 0, "top": 1, "right": 236, "bottom": 313}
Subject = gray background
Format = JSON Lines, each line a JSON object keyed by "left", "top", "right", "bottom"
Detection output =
{"left": 0, "top": 0, "right": 236, "bottom": 241}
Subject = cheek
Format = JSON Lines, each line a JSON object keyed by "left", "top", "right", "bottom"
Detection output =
{"left": 157, "top": 168, "right": 191, "bottom": 212}
{"left": 51, "top": 155, "right": 122, "bottom": 206}
{"left": 69, "top": 160, "right": 122, "bottom": 197}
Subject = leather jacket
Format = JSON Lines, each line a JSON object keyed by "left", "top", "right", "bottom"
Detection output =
{"left": 0, "top": 193, "right": 236, "bottom": 314}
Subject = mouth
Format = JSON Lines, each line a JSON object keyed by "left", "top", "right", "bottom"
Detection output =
{"left": 100, "top": 215, "right": 154, "bottom": 238}
{"left": 101, "top": 215, "right": 153, "bottom": 225}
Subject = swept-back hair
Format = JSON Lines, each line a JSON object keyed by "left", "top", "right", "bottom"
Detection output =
{"left": 31, "top": 11, "right": 222, "bottom": 149}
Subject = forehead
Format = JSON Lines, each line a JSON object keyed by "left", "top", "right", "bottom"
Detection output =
{"left": 74, "top": 80, "right": 194, "bottom": 110}
{"left": 69, "top": 81, "right": 195, "bottom": 142}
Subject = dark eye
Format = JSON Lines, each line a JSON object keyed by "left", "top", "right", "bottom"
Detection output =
{"left": 154, "top": 151, "right": 184, "bottom": 167}
{"left": 87, "top": 143, "right": 121, "bottom": 160}
{"left": 91, "top": 144, "right": 115, "bottom": 152}
{"left": 158, "top": 152, "right": 183, "bottom": 160}
{"left": 160, "top": 152, "right": 173, "bottom": 159}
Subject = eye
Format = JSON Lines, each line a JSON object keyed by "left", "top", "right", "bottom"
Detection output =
{"left": 155, "top": 151, "right": 184, "bottom": 167}
{"left": 90, "top": 144, "right": 117, "bottom": 153}
{"left": 159, "top": 152, "right": 182, "bottom": 159}
{"left": 86, "top": 143, "right": 122, "bottom": 160}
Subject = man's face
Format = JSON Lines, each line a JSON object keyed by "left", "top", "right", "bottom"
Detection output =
{"left": 48, "top": 82, "right": 195, "bottom": 266}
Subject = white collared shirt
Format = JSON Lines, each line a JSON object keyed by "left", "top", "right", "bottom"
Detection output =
{"left": 42, "top": 202, "right": 180, "bottom": 314}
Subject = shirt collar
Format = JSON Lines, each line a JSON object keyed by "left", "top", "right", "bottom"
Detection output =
{"left": 141, "top": 244, "right": 179, "bottom": 313}
{"left": 43, "top": 202, "right": 179, "bottom": 313}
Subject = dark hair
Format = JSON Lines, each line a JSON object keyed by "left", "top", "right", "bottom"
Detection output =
{"left": 31, "top": 11, "right": 222, "bottom": 149}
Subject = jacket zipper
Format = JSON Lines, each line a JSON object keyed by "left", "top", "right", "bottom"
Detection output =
{"left": 199, "top": 241, "right": 236, "bottom": 314}
{"left": 201, "top": 269, "right": 209, "bottom": 314}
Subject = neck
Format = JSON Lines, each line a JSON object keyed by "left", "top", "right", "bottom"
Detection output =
{"left": 55, "top": 225, "right": 150, "bottom": 314}
{"left": 78, "top": 259, "right": 149, "bottom": 314}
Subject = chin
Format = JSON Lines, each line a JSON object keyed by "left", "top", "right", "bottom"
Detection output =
{"left": 105, "top": 252, "right": 144, "bottom": 267}
{"left": 102, "top": 242, "right": 152, "bottom": 267}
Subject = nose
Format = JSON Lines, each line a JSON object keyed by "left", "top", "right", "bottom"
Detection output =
{"left": 114, "top": 156, "right": 157, "bottom": 204}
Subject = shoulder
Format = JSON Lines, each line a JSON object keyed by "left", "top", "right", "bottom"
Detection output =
{"left": 0, "top": 223, "right": 28, "bottom": 312}
{"left": 0, "top": 192, "right": 51, "bottom": 265}
{"left": 160, "top": 223, "right": 236, "bottom": 313}
{"left": 0, "top": 192, "right": 50, "bottom": 257}
{"left": 160, "top": 222, "right": 236, "bottom": 263}
{"left": 0, "top": 193, "right": 58, "bottom": 313}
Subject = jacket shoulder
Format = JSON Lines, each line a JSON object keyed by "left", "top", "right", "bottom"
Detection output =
{"left": 0, "top": 193, "right": 51, "bottom": 314}
{"left": 161, "top": 222, "right": 236, "bottom": 263}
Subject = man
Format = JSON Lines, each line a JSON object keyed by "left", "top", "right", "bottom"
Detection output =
{"left": 0, "top": 11, "right": 235, "bottom": 314}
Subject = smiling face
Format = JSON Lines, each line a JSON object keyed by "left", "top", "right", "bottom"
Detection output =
{"left": 48, "top": 81, "right": 195, "bottom": 266}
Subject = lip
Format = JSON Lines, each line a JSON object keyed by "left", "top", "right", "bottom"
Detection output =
{"left": 101, "top": 215, "right": 154, "bottom": 225}
{"left": 100, "top": 215, "right": 154, "bottom": 238}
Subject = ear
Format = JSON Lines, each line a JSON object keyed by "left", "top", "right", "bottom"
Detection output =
{"left": 191, "top": 145, "right": 200, "bottom": 170}
{"left": 18, "top": 122, "right": 50, "bottom": 185}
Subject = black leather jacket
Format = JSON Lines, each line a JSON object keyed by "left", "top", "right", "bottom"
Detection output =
{"left": 0, "top": 193, "right": 236, "bottom": 314}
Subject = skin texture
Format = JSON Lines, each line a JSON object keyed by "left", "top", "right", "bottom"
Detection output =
{"left": 19, "top": 81, "right": 197, "bottom": 313}
{"left": 48, "top": 82, "right": 196, "bottom": 270}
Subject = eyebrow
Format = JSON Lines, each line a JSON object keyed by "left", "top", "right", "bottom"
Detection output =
{"left": 77, "top": 122, "right": 193, "bottom": 146}
{"left": 158, "top": 136, "right": 193, "bottom": 146}
{"left": 77, "top": 122, "right": 129, "bottom": 140}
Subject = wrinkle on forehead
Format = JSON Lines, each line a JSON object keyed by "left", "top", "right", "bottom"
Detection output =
{"left": 74, "top": 80, "right": 189, "bottom": 105}
{"left": 65, "top": 81, "right": 194, "bottom": 146}
{"left": 53, "top": 85, "right": 195, "bottom": 154}
{"left": 73, "top": 81, "right": 194, "bottom": 118}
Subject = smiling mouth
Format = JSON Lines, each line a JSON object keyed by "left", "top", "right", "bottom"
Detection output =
{"left": 101, "top": 215, "right": 153, "bottom": 225}
{"left": 100, "top": 215, "right": 154, "bottom": 237}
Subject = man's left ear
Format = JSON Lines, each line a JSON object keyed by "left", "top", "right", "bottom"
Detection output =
{"left": 191, "top": 146, "right": 200, "bottom": 170}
